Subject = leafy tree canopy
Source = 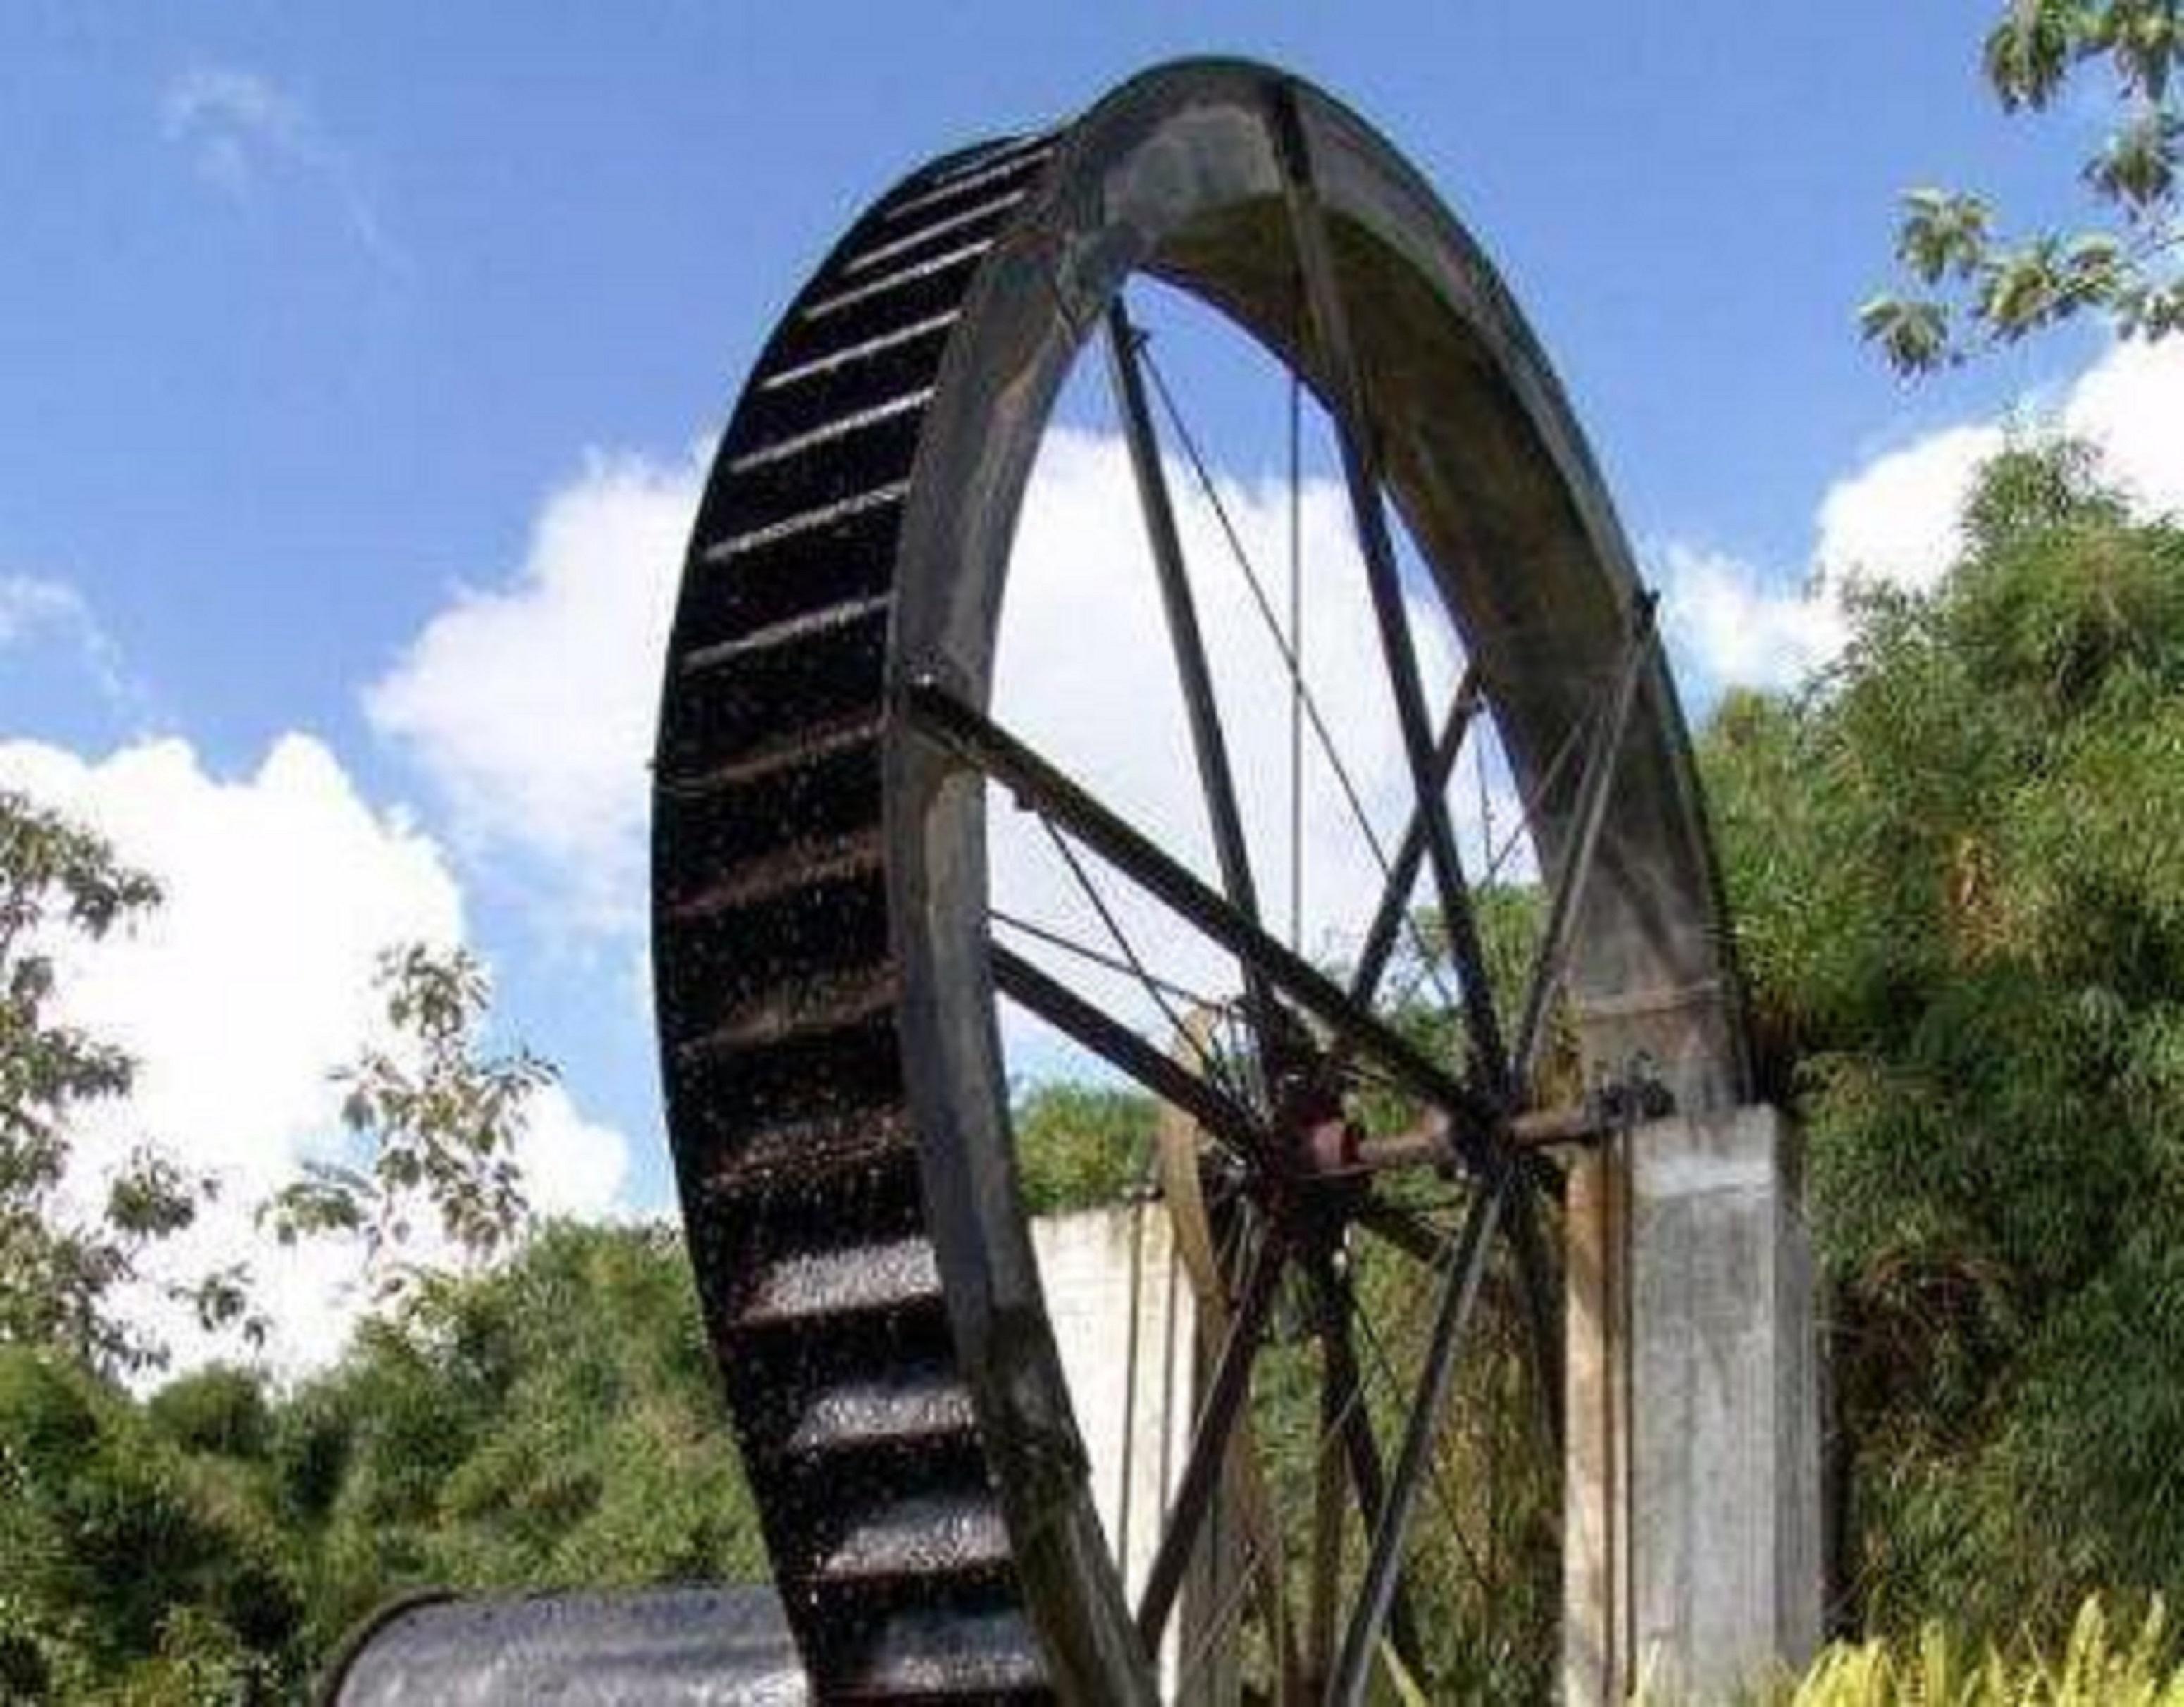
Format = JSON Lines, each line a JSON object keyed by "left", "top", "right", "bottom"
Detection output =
{"left": 1012, "top": 1080, "right": 1158, "bottom": 1215}
{"left": 0, "top": 1220, "right": 764, "bottom": 1702}
{"left": 0, "top": 791, "right": 242, "bottom": 1375}
{"left": 1701, "top": 437, "right": 2184, "bottom": 1638}
{"left": 1865, "top": 1, "right": 2184, "bottom": 371}
{"left": 262, "top": 943, "right": 554, "bottom": 1298}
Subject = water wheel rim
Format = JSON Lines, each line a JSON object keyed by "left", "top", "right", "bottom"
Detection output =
{"left": 652, "top": 55, "right": 1751, "bottom": 1702}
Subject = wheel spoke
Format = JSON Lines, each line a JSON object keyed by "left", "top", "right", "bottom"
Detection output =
{"left": 1105, "top": 299, "right": 1280, "bottom": 1051}
{"left": 1349, "top": 1192, "right": 1451, "bottom": 1267}
{"left": 1327, "top": 1174, "right": 1507, "bottom": 1707}
{"left": 1305, "top": 1349, "right": 1346, "bottom": 1692}
{"left": 1153, "top": 1058, "right": 1306, "bottom": 1704}
{"left": 908, "top": 678, "right": 1503, "bottom": 1148}
{"left": 990, "top": 906, "right": 1236, "bottom": 1018}
{"left": 1036, "top": 818, "right": 1237, "bottom": 1102}
{"left": 1310, "top": 1260, "right": 1430, "bottom": 1683}
{"left": 1273, "top": 86, "right": 1510, "bottom": 1093}
{"left": 992, "top": 945, "right": 1262, "bottom": 1157}
{"left": 1287, "top": 349, "right": 1305, "bottom": 954}
{"left": 1509, "top": 592, "right": 1658, "bottom": 1088}
{"left": 1345, "top": 665, "right": 1484, "bottom": 1014}
{"left": 1136, "top": 340, "right": 1460, "bottom": 1019}
{"left": 1135, "top": 1223, "right": 1287, "bottom": 1648}
{"left": 1505, "top": 1174, "right": 1566, "bottom": 1453}
{"left": 1351, "top": 1285, "right": 1501, "bottom": 1606}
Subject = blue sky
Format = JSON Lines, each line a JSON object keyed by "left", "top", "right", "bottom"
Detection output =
{"left": 6, "top": 3, "right": 2178, "bottom": 1366}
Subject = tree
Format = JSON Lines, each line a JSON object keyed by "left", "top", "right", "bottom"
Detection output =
{"left": 1863, "top": 1, "right": 2184, "bottom": 372}
{"left": 0, "top": 1345, "right": 302, "bottom": 1701}
{"left": 257, "top": 1220, "right": 764, "bottom": 1664}
{"left": 0, "top": 791, "right": 244, "bottom": 1376}
{"left": 1699, "top": 439, "right": 2184, "bottom": 1639}
{"left": 2, "top": 1221, "right": 764, "bottom": 1703}
{"left": 1011, "top": 1081, "right": 1157, "bottom": 1214}
{"left": 263, "top": 944, "right": 553, "bottom": 1297}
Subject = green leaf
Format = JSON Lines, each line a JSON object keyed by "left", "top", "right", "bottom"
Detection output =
{"left": 1859, "top": 295, "right": 1954, "bottom": 374}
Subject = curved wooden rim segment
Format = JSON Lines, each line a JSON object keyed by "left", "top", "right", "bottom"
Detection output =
{"left": 654, "top": 56, "right": 1749, "bottom": 1702}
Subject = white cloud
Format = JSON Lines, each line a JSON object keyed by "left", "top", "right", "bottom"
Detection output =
{"left": 1814, "top": 420, "right": 2006, "bottom": 594}
{"left": 2057, "top": 336, "right": 2184, "bottom": 516}
{"left": 990, "top": 428, "right": 1504, "bottom": 1075}
{"left": 161, "top": 64, "right": 402, "bottom": 269}
{"left": 1656, "top": 543, "right": 1847, "bottom": 697}
{"left": 364, "top": 449, "right": 701, "bottom": 931}
{"left": 0, "top": 732, "right": 628, "bottom": 1379}
{"left": 0, "top": 572, "right": 139, "bottom": 709}
{"left": 1818, "top": 337, "right": 2184, "bottom": 590}
{"left": 1658, "top": 336, "right": 2184, "bottom": 697}
{"left": 519, "top": 1084, "right": 632, "bottom": 1221}
{"left": 364, "top": 423, "right": 1511, "bottom": 1080}
{"left": 162, "top": 67, "right": 309, "bottom": 190}
{"left": 1, "top": 573, "right": 91, "bottom": 647}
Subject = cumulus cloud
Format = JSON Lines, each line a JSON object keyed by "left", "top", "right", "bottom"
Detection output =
{"left": 1814, "top": 420, "right": 2006, "bottom": 593}
{"left": 366, "top": 425, "right": 1511, "bottom": 1077}
{"left": 519, "top": 1084, "right": 632, "bottom": 1221}
{"left": 0, "top": 573, "right": 139, "bottom": 710}
{"left": 1658, "top": 335, "right": 2184, "bottom": 697}
{"left": 1655, "top": 543, "right": 1847, "bottom": 697}
{"left": 0, "top": 733, "right": 628, "bottom": 1378}
{"left": 161, "top": 64, "right": 402, "bottom": 269}
{"left": 989, "top": 428, "right": 1503, "bottom": 1074}
{"left": 364, "top": 450, "right": 702, "bottom": 931}
{"left": 2055, "top": 335, "right": 2184, "bottom": 516}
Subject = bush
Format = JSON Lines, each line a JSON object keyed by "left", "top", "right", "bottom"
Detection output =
{"left": 147, "top": 1366, "right": 272, "bottom": 1460}
{"left": 1701, "top": 441, "right": 2184, "bottom": 1641}
{"left": 1768, "top": 1598, "right": 2184, "bottom": 1705}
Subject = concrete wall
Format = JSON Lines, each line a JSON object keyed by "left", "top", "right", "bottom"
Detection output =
{"left": 1032, "top": 1203, "right": 1205, "bottom": 1693}
{"left": 1565, "top": 1105, "right": 1823, "bottom": 1702}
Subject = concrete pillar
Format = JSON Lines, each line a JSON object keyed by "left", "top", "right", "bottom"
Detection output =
{"left": 1563, "top": 1105, "right": 1822, "bottom": 1702}
{"left": 1563, "top": 1136, "right": 1630, "bottom": 1705}
{"left": 1033, "top": 1202, "right": 1238, "bottom": 1699}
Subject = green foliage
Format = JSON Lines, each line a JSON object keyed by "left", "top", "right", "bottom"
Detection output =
{"left": 274, "top": 1219, "right": 763, "bottom": 1654}
{"left": 0, "top": 1222, "right": 764, "bottom": 1700}
{"left": 1760, "top": 1597, "right": 2184, "bottom": 1705}
{"left": 1012, "top": 1079, "right": 1158, "bottom": 1213}
{"left": 147, "top": 1365, "right": 274, "bottom": 1461}
{"left": 1865, "top": 2, "right": 2184, "bottom": 371}
{"left": 0, "top": 1345, "right": 301, "bottom": 1702}
{"left": 1701, "top": 440, "right": 2184, "bottom": 1643}
{"left": 263, "top": 943, "right": 554, "bottom": 1298}
{"left": 0, "top": 790, "right": 242, "bottom": 1376}
{"left": 1353, "top": 881, "right": 1570, "bottom": 1136}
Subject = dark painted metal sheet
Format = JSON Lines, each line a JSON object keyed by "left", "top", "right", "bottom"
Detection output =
{"left": 321, "top": 1585, "right": 808, "bottom": 1706}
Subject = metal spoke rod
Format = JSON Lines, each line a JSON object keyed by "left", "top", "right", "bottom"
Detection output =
{"left": 1272, "top": 85, "right": 1510, "bottom": 1091}
{"left": 1348, "top": 1193, "right": 1450, "bottom": 1266}
{"left": 1346, "top": 665, "right": 1482, "bottom": 1013}
{"left": 1327, "top": 1173, "right": 1508, "bottom": 1707}
{"left": 1137, "top": 340, "right": 1458, "bottom": 1015}
{"left": 1105, "top": 299, "right": 1279, "bottom": 1048}
{"left": 1305, "top": 1363, "right": 1346, "bottom": 1692}
{"left": 1510, "top": 591, "right": 1658, "bottom": 1088}
{"left": 1134, "top": 1225, "right": 1288, "bottom": 1647}
{"left": 1037, "top": 819, "right": 1238, "bottom": 1104}
{"left": 990, "top": 907, "right": 1232, "bottom": 1018}
{"left": 908, "top": 676, "right": 1504, "bottom": 1148}
{"left": 1310, "top": 1262, "right": 1429, "bottom": 1682}
{"left": 992, "top": 945, "right": 1262, "bottom": 1159}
